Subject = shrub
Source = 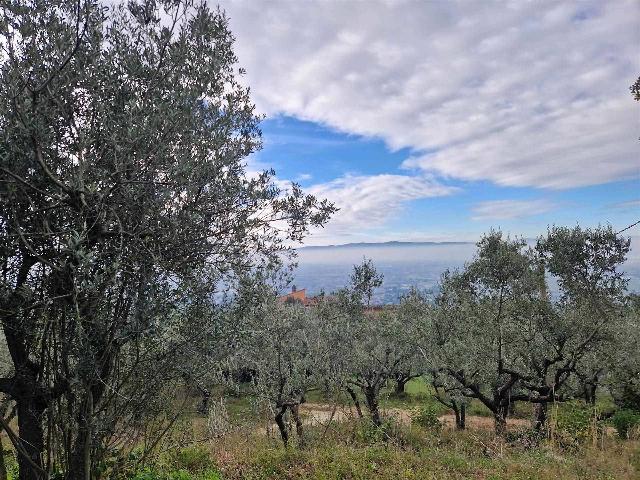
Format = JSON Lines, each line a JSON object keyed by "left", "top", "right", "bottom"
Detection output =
{"left": 550, "top": 402, "right": 604, "bottom": 450}
{"left": 412, "top": 405, "right": 442, "bottom": 432}
{"left": 166, "top": 447, "right": 213, "bottom": 474}
{"left": 351, "top": 418, "right": 390, "bottom": 445}
{"left": 611, "top": 409, "right": 640, "bottom": 439}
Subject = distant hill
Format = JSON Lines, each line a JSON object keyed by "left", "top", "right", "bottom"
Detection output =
{"left": 299, "top": 240, "right": 473, "bottom": 250}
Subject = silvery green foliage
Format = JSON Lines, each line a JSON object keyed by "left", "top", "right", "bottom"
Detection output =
{"left": 537, "top": 225, "right": 630, "bottom": 305}
{"left": 0, "top": 0, "right": 333, "bottom": 477}
{"left": 332, "top": 261, "right": 422, "bottom": 426}
{"left": 430, "top": 231, "right": 555, "bottom": 434}
{"left": 528, "top": 226, "right": 631, "bottom": 402}
{"left": 430, "top": 227, "right": 632, "bottom": 434}
{"left": 349, "top": 257, "right": 383, "bottom": 306}
{"left": 231, "top": 280, "right": 330, "bottom": 446}
{"left": 606, "top": 295, "right": 640, "bottom": 410}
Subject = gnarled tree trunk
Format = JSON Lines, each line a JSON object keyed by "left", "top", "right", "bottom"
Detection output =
{"left": 290, "top": 404, "right": 305, "bottom": 447}
{"left": 274, "top": 405, "right": 289, "bottom": 447}
{"left": 364, "top": 386, "right": 382, "bottom": 427}
{"left": 394, "top": 377, "right": 408, "bottom": 395}
{"left": 583, "top": 383, "right": 597, "bottom": 405}
{"left": 533, "top": 402, "right": 548, "bottom": 432}
{"left": 346, "top": 387, "right": 363, "bottom": 418}
{"left": 66, "top": 390, "right": 94, "bottom": 480}
{"left": 452, "top": 401, "right": 466, "bottom": 430}
{"left": 494, "top": 405, "right": 508, "bottom": 437}
{"left": 16, "top": 397, "right": 46, "bottom": 480}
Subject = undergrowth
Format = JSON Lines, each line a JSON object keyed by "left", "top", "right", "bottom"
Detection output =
{"left": 127, "top": 418, "right": 640, "bottom": 480}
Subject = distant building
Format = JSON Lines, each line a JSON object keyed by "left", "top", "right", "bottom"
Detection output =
{"left": 278, "top": 285, "right": 388, "bottom": 311}
{"left": 277, "top": 285, "right": 313, "bottom": 306}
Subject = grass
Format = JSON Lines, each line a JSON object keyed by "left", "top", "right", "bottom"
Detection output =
{"left": 146, "top": 420, "right": 640, "bottom": 480}
{"left": 134, "top": 383, "right": 640, "bottom": 480}
{"left": 8, "top": 382, "right": 626, "bottom": 479}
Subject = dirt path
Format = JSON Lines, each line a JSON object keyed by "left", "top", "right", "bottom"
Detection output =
{"left": 254, "top": 403, "right": 617, "bottom": 439}
{"left": 297, "top": 403, "right": 530, "bottom": 431}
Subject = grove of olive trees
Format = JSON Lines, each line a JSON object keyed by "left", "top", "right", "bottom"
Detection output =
{"left": 222, "top": 229, "right": 637, "bottom": 443}
{"left": 424, "top": 227, "right": 632, "bottom": 435}
{"left": 0, "top": 0, "right": 638, "bottom": 478}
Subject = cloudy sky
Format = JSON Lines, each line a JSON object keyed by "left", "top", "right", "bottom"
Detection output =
{"left": 218, "top": 0, "right": 639, "bottom": 246}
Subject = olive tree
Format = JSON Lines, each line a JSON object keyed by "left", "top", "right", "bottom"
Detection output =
{"left": 0, "top": 1, "right": 333, "bottom": 478}
{"left": 349, "top": 257, "right": 383, "bottom": 307}
{"left": 430, "top": 232, "right": 545, "bottom": 436}
{"left": 431, "top": 227, "right": 631, "bottom": 435}
{"left": 231, "top": 281, "right": 330, "bottom": 447}
{"left": 522, "top": 226, "right": 631, "bottom": 413}
{"left": 475, "top": 226, "right": 629, "bottom": 431}
{"left": 333, "top": 261, "right": 422, "bottom": 427}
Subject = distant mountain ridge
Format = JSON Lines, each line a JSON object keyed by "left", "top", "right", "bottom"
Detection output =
{"left": 299, "top": 240, "right": 473, "bottom": 250}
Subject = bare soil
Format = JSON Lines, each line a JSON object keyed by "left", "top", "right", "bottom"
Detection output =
{"left": 297, "top": 402, "right": 530, "bottom": 431}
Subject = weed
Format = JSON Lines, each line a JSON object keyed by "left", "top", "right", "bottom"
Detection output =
{"left": 411, "top": 404, "right": 442, "bottom": 432}
{"left": 611, "top": 409, "right": 640, "bottom": 439}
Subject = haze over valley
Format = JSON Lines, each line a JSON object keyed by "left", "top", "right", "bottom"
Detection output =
{"left": 292, "top": 238, "right": 640, "bottom": 303}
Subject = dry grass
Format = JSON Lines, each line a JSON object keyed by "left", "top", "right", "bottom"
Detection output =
{"left": 155, "top": 384, "right": 638, "bottom": 480}
{"left": 181, "top": 418, "right": 640, "bottom": 480}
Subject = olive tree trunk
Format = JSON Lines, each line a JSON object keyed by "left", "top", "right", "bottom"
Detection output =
{"left": 363, "top": 386, "right": 382, "bottom": 427}
{"left": 274, "top": 406, "right": 289, "bottom": 447}
{"left": 346, "top": 387, "right": 363, "bottom": 418}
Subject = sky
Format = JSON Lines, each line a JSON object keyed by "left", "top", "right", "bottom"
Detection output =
{"left": 217, "top": 0, "right": 640, "bottom": 246}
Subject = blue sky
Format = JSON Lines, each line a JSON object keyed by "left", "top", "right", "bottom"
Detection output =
{"left": 220, "top": 0, "right": 640, "bottom": 245}
{"left": 257, "top": 116, "right": 639, "bottom": 244}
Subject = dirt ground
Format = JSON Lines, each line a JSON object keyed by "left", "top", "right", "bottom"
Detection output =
{"left": 297, "top": 402, "right": 530, "bottom": 431}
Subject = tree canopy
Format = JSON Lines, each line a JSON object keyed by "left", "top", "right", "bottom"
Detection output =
{"left": 0, "top": 1, "right": 333, "bottom": 478}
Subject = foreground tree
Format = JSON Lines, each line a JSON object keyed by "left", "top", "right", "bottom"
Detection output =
{"left": 0, "top": 1, "right": 333, "bottom": 478}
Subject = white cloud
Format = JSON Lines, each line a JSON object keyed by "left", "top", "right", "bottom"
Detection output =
{"left": 305, "top": 174, "right": 456, "bottom": 243}
{"left": 219, "top": 0, "right": 639, "bottom": 189}
{"left": 295, "top": 173, "right": 312, "bottom": 182}
{"left": 471, "top": 199, "right": 557, "bottom": 221}
{"left": 609, "top": 198, "right": 640, "bottom": 210}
